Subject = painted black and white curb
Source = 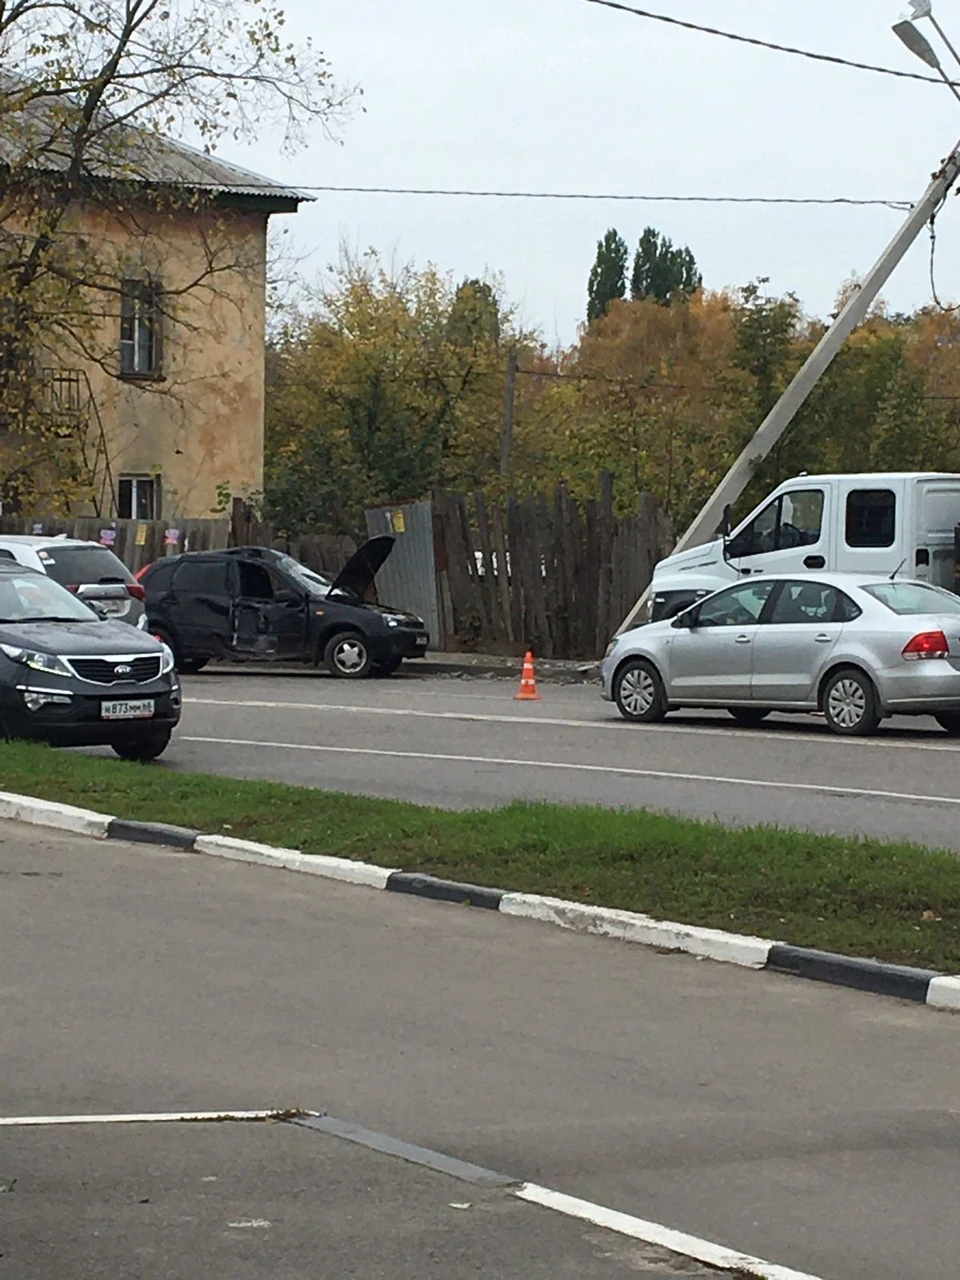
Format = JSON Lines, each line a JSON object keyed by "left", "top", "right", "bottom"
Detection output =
{"left": 3, "top": 788, "right": 958, "bottom": 1013}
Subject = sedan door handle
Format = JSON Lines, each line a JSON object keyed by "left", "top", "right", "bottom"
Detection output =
{"left": 735, "top": 634, "right": 752, "bottom": 644}
{"left": 814, "top": 633, "right": 833, "bottom": 643}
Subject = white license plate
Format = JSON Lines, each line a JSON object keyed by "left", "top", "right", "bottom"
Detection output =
{"left": 415, "top": 635, "right": 428, "bottom": 646}
{"left": 101, "top": 699, "right": 154, "bottom": 721}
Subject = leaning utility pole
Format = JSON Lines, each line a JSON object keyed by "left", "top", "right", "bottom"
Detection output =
{"left": 617, "top": 10, "right": 960, "bottom": 633}
{"left": 617, "top": 134, "right": 960, "bottom": 632}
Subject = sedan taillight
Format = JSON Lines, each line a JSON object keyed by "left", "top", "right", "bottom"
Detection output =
{"left": 902, "top": 630, "right": 950, "bottom": 660}
{"left": 126, "top": 583, "right": 146, "bottom": 601}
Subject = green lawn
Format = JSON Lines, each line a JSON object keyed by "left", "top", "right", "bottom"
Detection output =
{"left": 3, "top": 740, "right": 960, "bottom": 971}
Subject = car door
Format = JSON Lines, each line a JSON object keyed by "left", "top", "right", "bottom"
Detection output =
{"left": 726, "top": 488, "right": 829, "bottom": 578}
{"left": 168, "top": 557, "right": 235, "bottom": 657}
{"left": 750, "top": 581, "right": 852, "bottom": 704}
{"left": 668, "top": 580, "right": 777, "bottom": 702}
{"left": 233, "top": 560, "right": 308, "bottom": 658}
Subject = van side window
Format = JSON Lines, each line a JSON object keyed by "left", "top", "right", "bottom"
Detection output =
{"left": 846, "top": 490, "right": 895, "bottom": 548}
{"left": 727, "top": 489, "right": 824, "bottom": 559}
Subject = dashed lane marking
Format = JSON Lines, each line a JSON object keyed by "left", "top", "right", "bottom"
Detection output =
{"left": 185, "top": 697, "right": 960, "bottom": 755}
{"left": 180, "top": 734, "right": 960, "bottom": 809}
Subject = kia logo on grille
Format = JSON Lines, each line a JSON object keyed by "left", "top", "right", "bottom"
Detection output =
{"left": 114, "top": 663, "right": 133, "bottom": 677}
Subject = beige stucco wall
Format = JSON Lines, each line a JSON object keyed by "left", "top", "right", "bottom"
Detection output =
{"left": 71, "top": 199, "right": 271, "bottom": 519}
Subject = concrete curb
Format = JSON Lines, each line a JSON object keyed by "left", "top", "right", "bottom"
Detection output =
{"left": 5, "top": 792, "right": 958, "bottom": 1011}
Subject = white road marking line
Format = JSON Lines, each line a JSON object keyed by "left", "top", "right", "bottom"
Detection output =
{"left": 185, "top": 697, "right": 960, "bottom": 755}
{"left": 0, "top": 1109, "right": 315, "bottom": 1126}
{"left": 180, "top": 735, "right": 960, "bottom": 808}
{"left": 516, "top": 1183, "right": 824, "bottom": 1280}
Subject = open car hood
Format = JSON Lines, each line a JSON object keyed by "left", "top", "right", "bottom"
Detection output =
{"left": 330, "top": 535, "right": 396, "bottom": 599}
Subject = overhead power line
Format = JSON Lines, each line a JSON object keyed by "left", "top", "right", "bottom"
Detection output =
{"left": 282, "top": 184, "right": 908, "bottom": 208}
{"left": 582, "top": 0, "right": 959, "bottom": 87}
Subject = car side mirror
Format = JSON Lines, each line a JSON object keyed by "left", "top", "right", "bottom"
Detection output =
{"left": 672, "top": 607, "right": 698, "bottom": 629}
{"left": 721, "top": 504, "right": 732, "bottom": 538}
{"left": 274, "top": 588, "right": 302, "bottom": 606}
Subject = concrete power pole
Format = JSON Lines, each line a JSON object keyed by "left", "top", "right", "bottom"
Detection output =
{"left": 618, "top": 137, "right": 960, "bottom": 634}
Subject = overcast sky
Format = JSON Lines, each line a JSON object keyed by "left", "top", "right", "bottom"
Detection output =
{"left": 234, "top": 0, "right": 960, "bottom": 345}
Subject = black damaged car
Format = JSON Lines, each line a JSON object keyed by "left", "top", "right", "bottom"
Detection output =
{"left": 141, "top": 537, "right": 430, "bottom": 678}
{"left": 0, "top": 563, "right": 180, "bottom": 759}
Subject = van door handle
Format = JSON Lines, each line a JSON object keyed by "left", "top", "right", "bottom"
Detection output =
{"left": 814, "top": 633, "right": 832, "bottom": 643}
{"left": 804, "top": 555, "right": 826, "bottom": 569}
{"left": 735, "top": 634, "right": 752, "bottom": 644}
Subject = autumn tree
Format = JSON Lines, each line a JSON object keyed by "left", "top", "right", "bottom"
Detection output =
{"left": 0, "top": 0, "right": 352, "bottom": 512}
{"left": 586, "top": 228, "right": 628, "bottom": 323}
{"left": 630, "top": 227, "right": 702, "bottom": 305}
{"left": 264, "top": 254, "right": 543, "bottom": 536}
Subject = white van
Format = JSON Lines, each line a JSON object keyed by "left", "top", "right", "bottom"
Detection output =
{"left": 643, "top": 472, "right": 960, "bottom": 623}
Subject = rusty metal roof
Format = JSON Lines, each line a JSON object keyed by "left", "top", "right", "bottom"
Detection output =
{"left": 0, "top": 74, "right": 311, "bottom": 208}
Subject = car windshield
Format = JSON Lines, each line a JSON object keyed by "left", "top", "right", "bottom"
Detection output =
{"left": 275, "top": 555, "right": 333, "bottom": 597}
{"left": 861, "top": 581, "right": 960, "bottom": 616}
{"left": 0, "top": 572, "right": 99, "bottom": 623}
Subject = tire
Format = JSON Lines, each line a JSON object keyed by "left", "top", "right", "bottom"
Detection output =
{"left": 935, "top": 712, "right": 960, "bottom": 736}
{"left": 822, "top": 668, "right": 881, "bottom": 737}
{"left": 324, "top": 631, "right": 373, "bottom": 679}
{"left": 727, "top": 708, "right": 772, "bottom": 727}
{"left": 371, "top": 658, "right": 402, "bottom": 677}
{"left": 614, "top": 658, "right": 668, "bottom": 723}
{"left": 112, "top": 730, "right": 172, "bottom": 762}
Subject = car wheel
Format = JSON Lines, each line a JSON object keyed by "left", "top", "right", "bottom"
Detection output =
{"left": 935, "top": 712, "right": 960, "bottom": 736}
{"left": 727, "top": 708, "right": 772, "bottom": 727}
{"left": 112, "top": 730, "right": 172, "bottom": 762}
{"left": 614, "top": 658, "right": 668, "bottom": 723}
{"left": 822, "top": 668, "right": 881, "bottom": 737}
{"left": 372, "top": 658, "right": 402, "bottom": 677}
{"left": 324, "top": 631, "right": 372, "bottom": 679}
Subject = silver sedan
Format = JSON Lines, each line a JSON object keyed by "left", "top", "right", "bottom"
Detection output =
{"left": 601, "top": 573, "right": 960, "bottom": 736}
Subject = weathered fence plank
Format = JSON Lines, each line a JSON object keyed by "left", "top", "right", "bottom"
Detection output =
{"left": 431, "top": 478, "right": 672, "bottom": 659}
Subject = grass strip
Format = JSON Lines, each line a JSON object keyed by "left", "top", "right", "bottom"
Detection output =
{"left": 3, "top": 739, "right": 960, "bottom": 971}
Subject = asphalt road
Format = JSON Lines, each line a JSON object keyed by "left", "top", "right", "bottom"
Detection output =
{"left": 2, "top": 824, "right": 959, "bottom": 1280}
{"left": 143, "top": 668, "right": 960, "bottom": 848}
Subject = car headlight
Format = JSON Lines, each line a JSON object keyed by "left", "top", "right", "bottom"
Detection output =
{"left": 0, "top": 645, "right": 72, "bottom": 678}
{"left": 382, "top": 614, "right": 405, "bottom": 628}
{"left": 604, "top": 639, "right": 619, "bottom": 659}
{"left": 159, "top": 643, "right": 175, "bottom": 675}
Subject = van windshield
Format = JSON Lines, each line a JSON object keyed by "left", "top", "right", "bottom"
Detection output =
{"left": 862, "top": 582, "right": 960, "bottom": 616}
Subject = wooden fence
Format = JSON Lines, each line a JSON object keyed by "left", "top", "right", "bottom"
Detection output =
{"left": 433, "top": 477, "right": 673, "bottom": 659}
{"left": 0, "top": 509, "right": 359, "bottom": 580}
{"left": 2, "top": 481, "right": 672, "bottom": 659}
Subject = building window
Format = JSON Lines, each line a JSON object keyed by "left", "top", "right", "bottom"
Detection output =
{"left": 120, "top": 279, "right": 161, "bottom": 378}
{"left": 118, "top": 475, "right": 160, "bottom": 520}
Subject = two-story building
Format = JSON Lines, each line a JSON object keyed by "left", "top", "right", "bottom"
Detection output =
{"left": 3, "top": 80, "right": 307, "bottom": 518}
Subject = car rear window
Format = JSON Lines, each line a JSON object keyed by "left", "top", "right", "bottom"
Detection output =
{"left": 862, "top": 582, "right": 960, "bottom": 615}
{"left": 36, "top": 545, "right": 134, "bottom": 587}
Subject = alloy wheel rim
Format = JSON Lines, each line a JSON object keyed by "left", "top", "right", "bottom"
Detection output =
{"left": 335, "top": 640, "right": 366, "bottom": 672}
{"left": 827, "top": 678, "right": 866, "bottom": 728}
{"left": 620, "top": 666, "right": 655, "bottom": 716}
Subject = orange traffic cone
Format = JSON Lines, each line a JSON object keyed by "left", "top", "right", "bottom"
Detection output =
{"left": 514, "top": 650, "right": 541, "bottom": 701}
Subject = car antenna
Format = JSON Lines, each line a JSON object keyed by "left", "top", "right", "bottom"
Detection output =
{"left": 889, "top": 558, "right": 906, "bottom": 581}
